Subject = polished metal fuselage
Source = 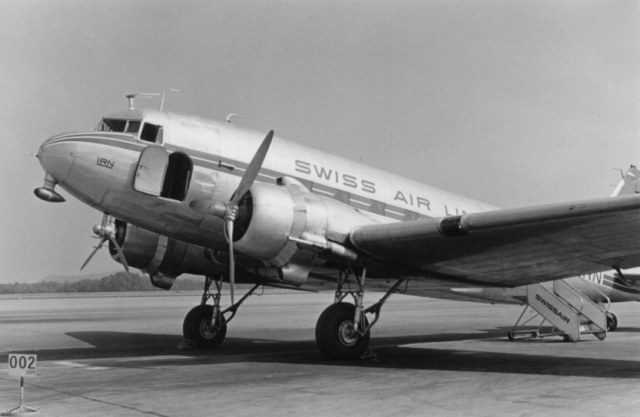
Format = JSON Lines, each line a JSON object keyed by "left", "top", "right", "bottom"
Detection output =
{"left": 37, "top": 109, "right": 495, "bottom": 251}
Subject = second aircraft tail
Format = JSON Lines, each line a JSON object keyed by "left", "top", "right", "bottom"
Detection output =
{"left": 611, "top": 165, "right": 640, "bottom": 196}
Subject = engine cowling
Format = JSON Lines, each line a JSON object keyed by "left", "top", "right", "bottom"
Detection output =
{"left": 109, "top": 220, "right": 226, "bottom": 289}
{"left": 232, "top": 180, "right": 381, "bottom": 285}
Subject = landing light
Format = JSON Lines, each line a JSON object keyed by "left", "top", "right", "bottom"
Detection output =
{"left": 34, "top": 173, "right": 65, "bottom": 203}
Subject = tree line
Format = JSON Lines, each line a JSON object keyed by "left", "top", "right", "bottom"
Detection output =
{"left": 0, "top": 272, "right": 204, "bottom": 294}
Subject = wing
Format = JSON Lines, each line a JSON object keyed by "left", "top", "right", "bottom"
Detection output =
{"left": 349, "top": 194, "right": 640, "bottom": 287}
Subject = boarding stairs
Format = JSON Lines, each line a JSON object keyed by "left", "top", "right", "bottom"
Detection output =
{"left": 508, "top": 280, "right": 607, "bottom": 342}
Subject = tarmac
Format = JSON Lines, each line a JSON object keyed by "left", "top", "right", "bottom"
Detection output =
{"left": 0, "top": 290, "right": 638, "bottom": 416}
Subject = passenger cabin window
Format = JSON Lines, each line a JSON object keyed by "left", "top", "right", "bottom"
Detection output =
{"left": 140, "top": 123, "right": 163, "bottom": 143}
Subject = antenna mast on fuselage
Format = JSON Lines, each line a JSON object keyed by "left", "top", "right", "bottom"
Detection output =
{"left": 126, "top": 87, "right": 182, "bottom": 111}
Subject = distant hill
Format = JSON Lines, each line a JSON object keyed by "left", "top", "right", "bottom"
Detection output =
{"left": 40, "top": 272, "right": 119, "bottom": 283}
{"left": 0, "top": 272, "right": 204, "bottom": 294}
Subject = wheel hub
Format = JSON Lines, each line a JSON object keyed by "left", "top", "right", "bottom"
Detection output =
{"left": 338, "top": 320, "right": 359, "bottom": 346}
{"left": 199, "top": 319, "right": 218, "bottom": 339}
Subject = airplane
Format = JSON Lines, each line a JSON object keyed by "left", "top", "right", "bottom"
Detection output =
{"left": 34, "top": 95, "right": 640, "bottom": 359}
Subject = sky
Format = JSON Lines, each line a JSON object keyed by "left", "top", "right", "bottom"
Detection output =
{"left": 0, "top": 0, "right": 638, "bottom": 282}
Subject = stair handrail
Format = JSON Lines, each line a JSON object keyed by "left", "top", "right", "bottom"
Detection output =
{"left": 578, "top": 276, "right": 611, "bottom": 313}
{"left": 563, "top": 279, "right": 608, "bottom": 334}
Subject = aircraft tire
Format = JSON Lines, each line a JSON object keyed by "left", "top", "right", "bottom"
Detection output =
{"left": 315, "top": 302, "right": 370, "bottom": 360}
{"left": 606, "top": 312, "right": 618, "bottom": 332}
{"left": 183, "top": 304, "right": 227, "bottom": 349}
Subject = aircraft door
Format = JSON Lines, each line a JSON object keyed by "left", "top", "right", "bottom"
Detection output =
{"left": 134, "top": 145, "right": 168, "bottom": 196}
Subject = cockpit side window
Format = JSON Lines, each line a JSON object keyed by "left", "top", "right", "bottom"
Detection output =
{"left": 97, "top": 118, "right": 141, "bottom": 134}
{"left": 140, "top": 123, "right": 163, "bottom": 144}
{"left": 98, "top": 119, "right": 126, "bottom": 132}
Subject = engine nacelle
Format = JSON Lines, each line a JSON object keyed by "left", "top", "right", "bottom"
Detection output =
{"left": 233, "top": 180, "right": 381, "bottom": 286}
{"left": 233, "top": 183, "right": 295, "bottom": 260}
{"left": 109, "top": 220, "right": 226, "bottom": 289}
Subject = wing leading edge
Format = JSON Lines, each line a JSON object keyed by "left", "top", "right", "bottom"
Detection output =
{"left": 349, "top": 194, "right": 640, "bottom": 287}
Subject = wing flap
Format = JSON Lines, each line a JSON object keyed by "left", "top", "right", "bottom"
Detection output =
{"left": 350, "top": 194, "right": 640, "bottom": 287}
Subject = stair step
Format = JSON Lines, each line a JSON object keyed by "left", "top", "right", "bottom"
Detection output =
{"left": 580, "top": 323, "right": 607, "bottom": 340}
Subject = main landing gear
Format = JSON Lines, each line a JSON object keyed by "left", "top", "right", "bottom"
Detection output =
{"left": 182, "top": 276, "right": 259, "bottom": 349}
{"left": 315, "top": 268, "right": 405, "bottom": 360}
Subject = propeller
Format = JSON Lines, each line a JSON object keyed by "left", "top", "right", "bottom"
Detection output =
{"left": 219, "top": 130, "right": 274, "bottom": 304}
{"left": 80, "top": 213, "right": 130, "bottom": 273}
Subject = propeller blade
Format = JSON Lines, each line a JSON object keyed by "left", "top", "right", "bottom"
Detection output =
{"left": 80, "top": 238, "right": 105, "bottom": 270}
{"left": 226, "top": 219, "right": 235, "bottom": 305}
{"left": 81, "top": 213, "right": 131, "bottom": 275}
{"left": 224, "top": 130, "right": 273, "bottom": 306}
{"left": 108, "top": 235, "right": 130, "bottom": 273}
{"left": 230, "top": 130, "right": 274, "bottom": 206}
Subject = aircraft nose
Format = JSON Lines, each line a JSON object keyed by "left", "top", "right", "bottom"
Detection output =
{"left": 34, "top": 135, "right": 76, "bottom": 202}
{"left": 36, "top": 135, "right": 75, "bottom": 183}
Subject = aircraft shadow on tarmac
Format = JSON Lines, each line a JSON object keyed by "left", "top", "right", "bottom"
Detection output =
{"left": 15, "top": 326, "right": 637, "bottom": 380}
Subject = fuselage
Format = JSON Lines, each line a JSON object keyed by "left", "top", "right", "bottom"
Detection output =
{"left": 37, "top": 108, "right": 495, "bottom": 249}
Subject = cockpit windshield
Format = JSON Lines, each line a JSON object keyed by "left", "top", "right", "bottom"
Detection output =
{"left": 96, "top": 117, "right": 163, "bottom": 144}
{"left": 97, "top": 118, "right": 141, "bottom": 134}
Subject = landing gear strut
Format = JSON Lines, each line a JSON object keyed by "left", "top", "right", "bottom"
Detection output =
{"left": 315, "top": 268, "right": 404, "bottom": 360}
{"left": 182, "top": 276, "right": 259, "bottom": 349}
